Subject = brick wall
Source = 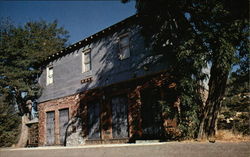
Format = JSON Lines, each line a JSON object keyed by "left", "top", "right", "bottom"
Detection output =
{"left": 38, "top": 94, "right": 80, "bottom": 146}
{"left": 27, "top": 123, "right": 39, "bottom": 147}
{"left": 128, "top": 86, "right": 143, "bottom": 141}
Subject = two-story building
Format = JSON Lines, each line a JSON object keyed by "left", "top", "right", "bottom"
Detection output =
{"left": 38, "top": 14, "right": 179, "bottom": 146}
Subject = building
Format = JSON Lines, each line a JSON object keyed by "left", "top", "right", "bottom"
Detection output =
{"left": 38, "top": 15, "right": 179, "bottom": 146}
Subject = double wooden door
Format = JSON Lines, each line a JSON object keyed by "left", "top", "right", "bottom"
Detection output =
{"left": 46, "top": 109, "right": 69, "bottom": 145}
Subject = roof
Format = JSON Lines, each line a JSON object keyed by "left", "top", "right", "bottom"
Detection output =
{"left": 43, "top": 14, "right": 139, "bottom": 64}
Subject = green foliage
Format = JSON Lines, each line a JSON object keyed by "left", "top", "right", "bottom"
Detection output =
{"left": 219, "top": 60, "right": 249, "bottom": 135}
{"left": 124, "top": 0, "right": 248, "bottom": 139}
{"left": 132, "top": 0, "right": 207, "bottom": 138}
{"left": 177, "top": 79, "right": 201, "bottom": 139}
{"left": 220, "top": 93, "right": 249, "bottom": 135}
{"left": 0, "top": 18, "right": 69, "bottom": 147}
{"left": 0, "top": 95, "right": 20, "bottom": 147}
{"left": 0, "top": 18, "right": 69, "bottom": 114}
{"left": 227, "top": 58, "right": 249, "bottom": 97}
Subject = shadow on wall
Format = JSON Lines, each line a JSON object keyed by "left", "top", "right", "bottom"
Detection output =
{"left": 64, "top": 116, "right": 85, "bottom": 146}
{"left": 63, "top": 24, "right": 178, "bottom": 145}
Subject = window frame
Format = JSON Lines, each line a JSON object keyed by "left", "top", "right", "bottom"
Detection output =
{"left": 82, "top": 48, "right": 92, "bottom": 73}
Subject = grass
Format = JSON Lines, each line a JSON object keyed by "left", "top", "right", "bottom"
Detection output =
{"left": 215, "top": 130, "right": 250, "bottom": 142}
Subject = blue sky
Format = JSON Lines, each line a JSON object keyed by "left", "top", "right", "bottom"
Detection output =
{"left": 0, "top": 1, "right": 136, "bottom": 44}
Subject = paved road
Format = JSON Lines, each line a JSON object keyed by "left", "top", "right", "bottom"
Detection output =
{"left": 1, "top": 142, "right": 249, "bottom": 157}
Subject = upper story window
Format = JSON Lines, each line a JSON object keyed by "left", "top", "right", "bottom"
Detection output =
{"left": 82, "top": 49, "right": 91, "bottom": 73}
{"left": 119, "top": 34, "right": 130, "bottom": 60}
{"left": 46, "top": 66, "right": 53, "bottom": 85}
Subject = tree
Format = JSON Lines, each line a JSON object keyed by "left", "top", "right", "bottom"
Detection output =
{"left": 187, "top": 0, "right": 249, "bottom": 141}
{"left": 227, "top": 57, "right": 249, "bottom": 97}
{"left": 0, "top": 94, "right": 20, "bottom": 147}
{"left": 123, "top": 0, "right": 207, "bottom": 139}
{"left": 218, "top": 58, "right": 249, "bottom": 135}
{"left": 122, "top": 0, "right": 248, "bottom": 140}
{"left": 0, "top": 18, "right": 69, "bottom": 147}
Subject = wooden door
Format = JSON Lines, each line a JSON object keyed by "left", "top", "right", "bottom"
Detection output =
{"left": 46, "top": 111, "right": 55, "bottom": 145}
{"left": 111, "top": 95, "right": 128, "bottom": 138}
{"left": 88, "top": 101, "right": 101, "bottom": 139}
{"left": 59, "top": 108, "right": 69, "bottom": 145}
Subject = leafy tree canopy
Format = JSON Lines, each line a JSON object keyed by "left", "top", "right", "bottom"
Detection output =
{"left": 123, "top": 0, "right": 249, "bottom": 140}
{"left": 0, "top": 18, "right": 69, "bottom": 147}
{"left": 0, "top": 18, "right": 69, "bottom": 114}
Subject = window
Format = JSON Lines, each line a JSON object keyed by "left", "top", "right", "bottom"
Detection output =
{"left": 46, "top": 66, "right": 53, "bottom": 85}
{"left": 82, "top": 49, "right": 91, "bottom": 72}
{"left": 119, "top": 34, "right": 130, "bottom": 60}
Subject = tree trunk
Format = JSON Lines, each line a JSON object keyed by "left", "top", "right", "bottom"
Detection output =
{"left": 197, "top": 63, "right": 229, "bottom": 141}
{"left": 16, "top": 114, "right": 29, "bottom": 147}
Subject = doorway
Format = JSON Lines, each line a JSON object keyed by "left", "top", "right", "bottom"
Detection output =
{"left": 111, "top": 95, "right": 128, "bottom": 138}
{"left": 140, "top": 88, "right": 163, "bottom": 139}
{"left": 46, "top": 111, "right": 55, "bottom": 145}
{"left": 59, "top": 108, "right": 69, "bottom": 145}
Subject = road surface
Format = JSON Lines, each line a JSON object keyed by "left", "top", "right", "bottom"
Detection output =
{"left": 1, "top": 142, "right": 249, "bottom": 157}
